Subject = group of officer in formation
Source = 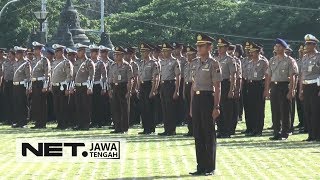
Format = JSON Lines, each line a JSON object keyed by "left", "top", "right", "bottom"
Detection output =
{"left": 0, "top": 32, "right": 319, "bottom": 175}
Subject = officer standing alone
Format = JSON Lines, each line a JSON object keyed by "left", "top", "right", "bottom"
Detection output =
{"left": 189, "top": 33, "right": 222, "bottom": 176}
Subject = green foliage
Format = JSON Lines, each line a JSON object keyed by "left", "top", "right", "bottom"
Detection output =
{"left": 1, "top": 0, "right": 320, "bottom": 56}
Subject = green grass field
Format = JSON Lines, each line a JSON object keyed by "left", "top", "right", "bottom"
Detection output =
{"left": 0, "top": 102, "right": 319, "bottom": 180}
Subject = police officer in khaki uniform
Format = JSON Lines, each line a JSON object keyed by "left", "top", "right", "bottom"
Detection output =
{"left": 72, "top": 43, "right": 95, "bottom": 130}
{"left": 264, "top": 38, "right": 298, "bottom": 140}
{"left": 246, "top": 43, "right": 269, "bottom": 136}
{"left": 296, "top": 45, "right": 305, "bottom": 132}
{"left": 158, "top": 42, "right": 181, "bottom": 136}
{"left": 227, "top": 45, "right": 242, "bottom": 134}
{"left": 183, "top": 45, "right": 197, "bottom": 136}
{"left": 26, "top": 48, "right": 34, "bottom": 62}
{"left": 99, "top": 45, "right": 113, "bottom": 126}
{"left": 12, "top": 46, "right": 31, "bottom": 128}
{"left": 45, "top": 48, "right": 56, "bottom": 122}
{"left": 109, "top": 46, "right": 133, "bottom": 134}
{"left": 50, "top": 44, "right": 73, "bottom": 130}
{"left": 299, "top": 34, "right": 320, "bottom": 141}
{"left": 90, "top": 44, "right": 107, "bottom": 128}
{"left": 137, "top": 43, "right": 159, "bottom": 134}
{"left": 2, "top": 49, "right": 15, "bottom": 124}
{"left": 240, "top": 42, "right": 252, "bottom": 133}
{"left": 173, "top": 42, "right": 187, "bottom": 126}
{"left": 215, "top": 38, "right": 237, "bottom": 138}
{"left": 0, "top": 48, "right": 6, "bottom": 122}
{"left": 189, "top": 33, "right": 222, "bottom": 176}
{"left": 29, "top": 42, "right": 51, "bottom": 129}
{"left": 65, "top": 48, "right": 78, "bottom": 127}
{"left": 149, "top": 44, "right": 163, "bottom": 125}
{"left": 125, "top": 47, "right": 140, "bottom": 126}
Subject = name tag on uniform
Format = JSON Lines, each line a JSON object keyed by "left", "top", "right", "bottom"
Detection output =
{"left": 254, "top": 72, "right": 257, "bottom": 78}
{"left": 118, "top": 75, "right": 122, "bottom": 80}
{"left": 202, "top": 68, "right": 209, "bottom": 71}
{"left": 308, "top": 65, "right": 313, "bottom": 72}
{"left": 257, "top": 63, "right": 260, "bottom": 67}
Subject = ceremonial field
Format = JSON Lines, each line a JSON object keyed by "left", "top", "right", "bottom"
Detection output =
{"left": 0, "top": 102, "right": 319, "bottom": 180}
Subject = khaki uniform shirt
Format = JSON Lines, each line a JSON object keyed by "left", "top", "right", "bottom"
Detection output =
{"left": 193, "top": 58, "right": 222, "bottom": 91}
{"left": 51, "top": 58, "right": 73, "bottom": 84}
{"left": 160, "top": 58, "right": 181, "bottom": 81}
{"left": 13, "top": 59, "right": 31, "bottom": 83}
{"left": 267, "top": 56, "right": 298, "bottom": 82}
{"left": 184, "top": 59, "right": 197, "bottom": 83}
{"left": 301, "top": 53, "right": 320, "bottom": 80}
{"left": 247, "top": 57, "right": 269, "bottom": 81}
{"left": 215, "top": 55, "right": 237, "bottom": 80}
{"left": 2, "top": 59, "right": 14, "bottom": 81}
{"left": 139, "top": 59, "right": 159, "bottom": 81}
{"left": 109, "top": 61, "right": 133, "bottom": 84}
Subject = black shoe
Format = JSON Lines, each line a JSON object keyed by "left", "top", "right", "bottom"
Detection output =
{"left": 138, "top": 131, "right": 146, "bottom": 135}
{"left": 241, "top": 130, "right": 250, "bottom": 134}
{"left": 158, "top": 132, "right": 168, "bottom": 136}
{"left": 269, "top": 135, "right": 281, "bottom": 140}
{"left": 31, "top": 126, "right": 45, "bottom": 129}
{"left": 204, "top": 170, "right": 215, "bottom": 176}
{"left": 108, "top": 126, "right": 115, "bottom": 129}
{"left": 267, "top": 126, "right": 273, "bottom": 130}
{"left": 217, "top": 133, "right": 231, "bottom": 138}
{"left": 110, "top": 130, "right": 122, "bottom": 134}
{"left": 304, "top": 137, "right": 315, "bottom": 142}
{"left": 167, "top": 132, "right": 176, "bottom": 136}
{"left": 189, "top": 170, "right": 205, "bottom": 176}
{"left": 184, "top": 132, "right": 193, "bottom": 137}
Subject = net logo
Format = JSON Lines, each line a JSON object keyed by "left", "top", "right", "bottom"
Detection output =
{"left": 16, "top": 138, "right": 125, "bottom": 162}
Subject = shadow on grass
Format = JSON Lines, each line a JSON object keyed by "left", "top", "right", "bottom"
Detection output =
{"left": 106, "top": 174, "right": 192, "bottom": 180}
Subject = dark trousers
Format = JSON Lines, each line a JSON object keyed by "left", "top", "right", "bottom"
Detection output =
{"left": 129, "top": 92, "right": 141, "bottom": 126}
{"left": 160, "top": 81, "right": 178, "bottom": 133}
{"left": 217, "top": 80, "right": 234, "bottom": 135}
{"left": 270, "top": 82, "right": 291, "bottom": 137}
{"left": 176, "top": 78, "right": 186, "bottom": 125}
{"left": 47, "top": 91, "right": 55, "bottom": 122}
{"left": 231, "top": 98, "right": 239, "bottom": 134}
{"left": 247, "top": 80, "right": 265, "bottom": 134}
{"left": 154, "top": 91, "right": 163, "bottom": 125}
{"left": 103, "top": 91, "right": 112, "bottom": 126}
{"left": 184, "top": 83, "right": 193, "bottom": 134}
{"left": 75, "top": 86, "right": 92, "bottom": 129}
{"left": 91, "top": 84, "right": 105, "bottom": 126}
{"left": 303, "top": 84, "right": 320, "bottom": 139}
{"left": 52, "top": 85, "right": 68, "bottom": 128}
{"left": 12, "top": 84, "right": 27, "bottom": 126}
{"left": 65, "top": 94, "right": 76, "bottom": 127}
{"left": 290, "top": 97, "right": 296, "bottom": 131}
{"left": 2, "top": 80, "right": 13, "bottom": 123}
{"left": 140, "top": 81, "right": 155, "bottom": 133}
{"left": 31, "top": 81, "right": 47, "bottom": 128}
{"left": 192, "top": 91, "right": 216, "bottom": 172}
{"left": 111, "top": 83, "right": 129, "bottom": 132}
{"left": 296, "top": 83, "right": 304, "bottom": 127}
{"left": 242, "top": 80, "right": 251, "bottom": 131}
{"left": 0, "top": 80, "right": 4, "bottom": 121}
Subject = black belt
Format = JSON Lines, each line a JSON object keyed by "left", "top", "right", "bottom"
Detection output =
{"left": 4, "top": 80, "right": 13, "bottom": 83}
{"left": 194, "top": 91, "right": 213, "bottom": 96}
{"left": 271, "top": 81, "right": 289, "bottom": 85}
{"left": 111, "top": 82, "right": 127, "bottom": 86}
{"left": 185, "top": 82, "right": 192, "bottom": 85}
{"left": 141, "top": 80, "right": 152, "bottom": 84}
{"left": 161, "top": 80, "right": 175, "bottom": 84}
{"left": 247, "top": 80, "right": 264, "bottom": 84}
